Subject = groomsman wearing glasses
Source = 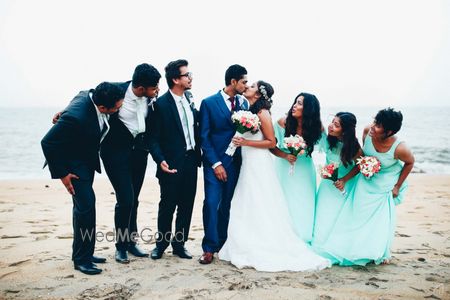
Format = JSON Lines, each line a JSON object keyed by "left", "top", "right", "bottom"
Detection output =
{"left": 100, "top": 63, "right": 161, "bottom": 264}
{"left": 149, "top": 59, "right": 201, "bottom": 260}
{"left": 41, "top": 82, "right": 124, "bottom": 275}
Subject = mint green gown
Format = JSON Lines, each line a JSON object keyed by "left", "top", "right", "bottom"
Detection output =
{"left": 273, "top": 122, "right": 317, "bottom": 243}
{"left": 314, "top": 135, "right": 408, "bottom": 265}
{"left": 311, "top": 134, "right": 358, "bottom": 248}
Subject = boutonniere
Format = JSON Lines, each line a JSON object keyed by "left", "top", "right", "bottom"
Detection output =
{"left": 184, "top": 91, "right": 195, "bottom": 109}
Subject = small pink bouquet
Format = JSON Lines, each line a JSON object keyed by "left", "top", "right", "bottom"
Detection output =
{"left": 283, "top": 135, "right": 307, "bottom": 175}
{"left": 356, "top": 156, "right": 381, "bottom": 178}
{"left": 225, "top": 111, "right": 261, "bottom": 156}
{"left": 320, "top": 162, "right": 346, "bottom": 196}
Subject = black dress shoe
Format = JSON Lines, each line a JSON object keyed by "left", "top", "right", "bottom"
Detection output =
{"left": 91, "top": 255, "right": 106, "bottom": 264}
{"left": 173, "top": 246, "right": 193, "bottom": 259}
{"left": 115, "top": 250, "right": 130, "bottom": 264}
{"left": 74, "top": 262, "right": 102, "bottom": 275}
{"left": 128, "top": 244, "right": 149, "bottom": 257}
{"left": 150, "top": 247, "right": 164, "bottom": 260}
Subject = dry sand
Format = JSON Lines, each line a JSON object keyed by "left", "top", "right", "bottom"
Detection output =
{"left": 0, "top": 174, "right": 449, "bottom": 299}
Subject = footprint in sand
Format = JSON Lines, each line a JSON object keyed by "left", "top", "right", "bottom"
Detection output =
{"left": 1, "top": 235, "right": 25, "bottom": 239}
{"left": 35, "top": 235, "right": 49, "bottom": 241}
{"left": 29, "top": 231, "right": 53, "bottom": 234}
{"left": 8, "top": 259, "right": 31, "bottom": 267}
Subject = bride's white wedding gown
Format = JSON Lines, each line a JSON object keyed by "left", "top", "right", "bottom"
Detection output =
{"left": 219, "top": 130, "right": 331, "bottom": 272}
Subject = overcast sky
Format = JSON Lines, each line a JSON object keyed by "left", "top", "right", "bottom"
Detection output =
{"left": 0, "top": 0, "right": 449, "bottom": 109}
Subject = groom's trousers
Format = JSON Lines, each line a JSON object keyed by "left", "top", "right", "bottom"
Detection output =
{"left": 201, "top": 159, "right": 240, "bottom": 253}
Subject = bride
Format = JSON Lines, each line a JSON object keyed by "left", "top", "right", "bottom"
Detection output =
{"left": 218, "top": 80, "right": 330, "bottom": 272}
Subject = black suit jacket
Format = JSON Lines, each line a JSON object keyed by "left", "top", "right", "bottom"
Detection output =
{"left": 149, "top": 90, "right": 202, "bottom": 179}
{"left": 101, "top": 81, "right": 154, "bottom": 152}
{"left": 41, "top": 91, "right": 102, "bottom": 179}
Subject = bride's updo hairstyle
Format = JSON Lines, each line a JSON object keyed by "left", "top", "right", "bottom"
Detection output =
{"left": 250, "top": 80, "right": 274, "bottom": 114}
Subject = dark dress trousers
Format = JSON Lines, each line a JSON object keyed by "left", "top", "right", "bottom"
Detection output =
{"left": 41, "top": 91, "right": 102, "bottom": 265}
{"left": 149, "top": 90, "right": 201, "bottom": 251}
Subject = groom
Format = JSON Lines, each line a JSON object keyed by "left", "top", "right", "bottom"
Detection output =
{"left": 199, "top": 64, "right": 249, "bottom": 264}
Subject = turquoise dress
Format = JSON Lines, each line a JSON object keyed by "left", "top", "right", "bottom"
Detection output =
{"left": 315, "top": 135, "right": 408, "bottom": 265}
{"left": 311, "top": 134, "right": 358, "bottom": 248}
{"left": 273, "top": 122, "right": 317, "bottom": 243}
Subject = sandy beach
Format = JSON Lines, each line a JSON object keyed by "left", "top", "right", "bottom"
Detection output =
{"left": 0, "top": 174, "right": 449, "bottom": 299}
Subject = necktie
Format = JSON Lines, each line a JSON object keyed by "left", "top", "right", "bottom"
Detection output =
{"left": 228, "top": 97, "right": 236, "bottom": 111}
{"left": 180, "top": 98, "right": 194, "bottom": 150}
{"left": 100, "top": 113, "right": 110, "bottom": 143}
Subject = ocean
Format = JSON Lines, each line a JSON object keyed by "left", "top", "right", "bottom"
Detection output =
{"left": 0, "top": 106, "right": 449, "bottom": 180}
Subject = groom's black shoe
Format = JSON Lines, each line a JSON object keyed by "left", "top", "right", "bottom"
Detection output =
{"left": 74, "top": 262, "right": 102, "bottom": 275}
{"left": 172, "top": 246, "right": 192, "bottom": 259}
{"left": 91, "top": 255, "right": 106, "bottom": 264}
{"left": 115, "top": 250, "right": 130, "bottom": 264}
{"left": 128, "top": 244, "right": 149, "bottom": 257}
{"left": 150, "top": 247, "right": 165, "bottom": 260}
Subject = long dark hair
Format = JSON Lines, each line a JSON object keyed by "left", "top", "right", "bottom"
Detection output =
{"left": 327, "top": 112, "right": 361, "bottom": 167}
{"left": 249, "top": 80, "right": 273, "bottom": 114}
{"left": 285, "top": 93, "right": 322, "bottom": 156}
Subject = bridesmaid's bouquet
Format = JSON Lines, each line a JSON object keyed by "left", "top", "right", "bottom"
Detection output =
{"left": 320, "top": 162, "right": 346, "bottom": 196}
{"left": 283, "top": 135, "right": 307, "bottom": 175}
{"left": 225, "top": 111, "right": 261, "bottom": 156}
{"left": 356, "top": 156, "right": 381, "bottom": 178}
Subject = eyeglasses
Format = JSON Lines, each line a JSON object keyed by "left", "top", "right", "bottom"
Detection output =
{"left": 179, "top": 72, "right": 193, "bottom": 79}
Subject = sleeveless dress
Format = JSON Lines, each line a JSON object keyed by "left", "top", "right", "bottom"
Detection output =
{"left": 311, "top": 133, "right": 358, "bottom": 248}
{"left": 314, "top": 135, "right": 408, "bottom": 265}
{"left": 273, "top": 122, "right": 317, "bottom": 243}
{"left": 218, "top": 130, "right": 331, "bottom": 272}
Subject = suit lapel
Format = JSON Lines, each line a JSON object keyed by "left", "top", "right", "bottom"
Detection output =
{"left": 214, "top": 92, "right": 233, "bottom": 126}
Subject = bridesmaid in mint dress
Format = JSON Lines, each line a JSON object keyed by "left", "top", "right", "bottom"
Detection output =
{"left": 315, "top": 108, "right": 415, "bottom": 265}
{"left": 271, "top": 93, "right": 323, "bottom": 243}
{"left": 311, "top": 112, "right": 362, "bottom": 248}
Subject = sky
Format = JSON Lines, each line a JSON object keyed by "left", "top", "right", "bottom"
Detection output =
{"left": 0, "top": 0, "right": 449, "bottom": 109}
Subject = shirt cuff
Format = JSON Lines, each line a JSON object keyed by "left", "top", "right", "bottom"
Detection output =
{"left": 212, "top": 162, "right": 222, "bottom": 169}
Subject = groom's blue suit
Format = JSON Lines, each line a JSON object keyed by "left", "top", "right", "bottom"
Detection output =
{"left": 199, "top": 91, "right": 249, "bottom": 253}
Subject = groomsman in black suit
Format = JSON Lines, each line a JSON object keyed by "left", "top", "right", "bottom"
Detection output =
{"left": 41, "top": 82, "right": 124, "bottom": 275}
{"left": 100, "top": 63, "right": 161, "bottom": 263}
{"left": 149, "top": 59, "right": 201, "bottom": 259}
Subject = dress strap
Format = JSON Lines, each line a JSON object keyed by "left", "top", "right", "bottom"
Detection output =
{"left": 388, "top": 138, "right": 403, "bottom": 155}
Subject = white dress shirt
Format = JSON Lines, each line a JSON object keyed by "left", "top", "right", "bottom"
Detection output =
{"left": 170, "top": 90, "right": 195, "bottom": 151}
{"left": 118, "top": 83, "right": 148, "bottom": 137}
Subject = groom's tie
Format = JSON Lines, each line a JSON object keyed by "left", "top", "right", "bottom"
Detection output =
{"left": 228, "top": 97, "right": 236, "bottom": 111}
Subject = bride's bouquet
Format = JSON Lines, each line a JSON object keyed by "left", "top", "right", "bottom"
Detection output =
{"left": 356, "top": 156, "right": 381, "bottom": 178}
{"left": 283, "top": 135, "right": 307, "bottom": 175}
{"left": 320, "top": 162, "right": 346, "bottom": 196}
{"left": 225, "top": 111, "right": 261, "bottom": 156}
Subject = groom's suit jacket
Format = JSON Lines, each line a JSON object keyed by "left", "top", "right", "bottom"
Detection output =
{"left": 41, "top": 91, "right": 102, "bottom": 179}
{"left": 199, "top": 91, "right": 249, "bottom": 169}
